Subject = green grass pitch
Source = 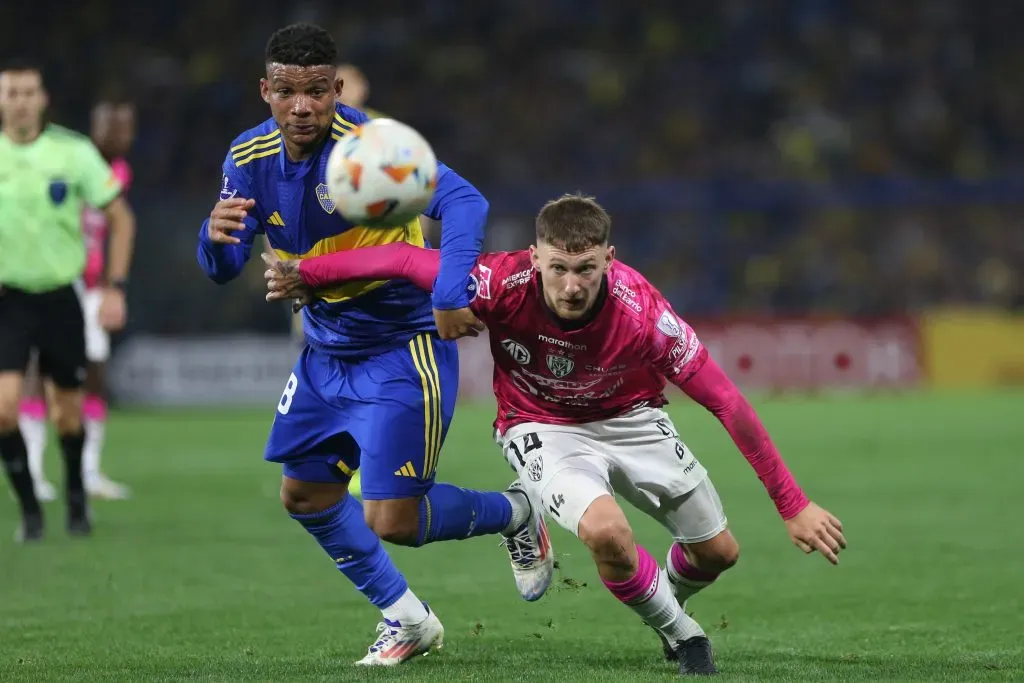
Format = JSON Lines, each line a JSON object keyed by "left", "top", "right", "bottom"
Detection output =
{"left": 2, "top": 390, "right": 1022, "bottom": 681}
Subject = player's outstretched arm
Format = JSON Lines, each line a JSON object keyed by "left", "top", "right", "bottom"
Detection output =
{"left": 422, "top": 163, "right": 487, "bottom": 339}
{"left": 675, "top": 357, "right": 846, "bottom": 564}
{"left": 645, "top": 302, "right": 846, "bottom": 564}
{"left": 283, "top": 242, "right": 443, "bottom": 293}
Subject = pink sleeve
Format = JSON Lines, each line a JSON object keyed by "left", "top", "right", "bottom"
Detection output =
{"left": 677, "top": 357, "right": 809, "bottom": 519}
{"left": 299, "top": 243, "right": 441, "bottom": 291}
{"left": 644, "top": 295, "right": 809, "bottom": 520}
{"left": 111, "top": 159, "right": 133, "bottom": 193}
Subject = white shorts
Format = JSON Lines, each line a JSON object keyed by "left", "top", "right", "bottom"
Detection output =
{"left": 81, "top": 288, "right": 110, "bottom": 363}
{"left": 496, "top": 407, "right": 727, "bottom": 544}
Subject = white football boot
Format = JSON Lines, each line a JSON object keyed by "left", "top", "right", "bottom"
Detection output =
{"left": 34, "top": 478, "right": 58, "bottom": 502}
{"left": 86, "top": 474, "right": 132, "bottom": 500}
{"left": 501, "top": 480, "right": 554, "bottom": 602}
{"left": 354, "top": 605, "right": 444, "bottom": 666}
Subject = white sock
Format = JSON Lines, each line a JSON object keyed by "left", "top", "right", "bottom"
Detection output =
{"left": 18, "top": 415, "right": 48, "bottom": 482}
{"left": 666, "top": 543, "right": 719, "bottom": 604}
{"left": 605, "top": 546, "right": 706, "bottom": 646}
{"left": 501, "top": 489, "right": 531, "bottom": 534}
{"left": 83, "top": 417, "right": 106, "bottom": 482}
{"left": 635, "top": 568, "right": 706, "bottom": 643}
{"left": 380, "top": 588, "right": 429, "bottom": 625}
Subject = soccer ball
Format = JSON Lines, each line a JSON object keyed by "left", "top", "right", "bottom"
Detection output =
{"left": 326, "top": 118, "right": 438, "bottom": 228}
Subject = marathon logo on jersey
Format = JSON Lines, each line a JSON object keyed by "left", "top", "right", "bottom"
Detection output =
{"left": 48, "top": 179, "right": 68, "bottom": 205}
{"left": 501, "top": 339, "right": 531, "bottom": 364}
{"left": 502, "top": 268, "right": 533, "bottom": 289}
{"left": 219, "top": 174, "right": 237, "bottom": 201}
{"left": 315, "top": 183, "right": 336, "bottom": 214}
{"left": 656, "top": 310, "right": 682, "bottom": 338}
{"left": 537, "top": 334, "right": 586, "bottom": 351}
{"left": 611, "top": 279, "right": 643, "bottom": 313}
{"left": 472, "top": 263, "right": 493, "bottom": 300}
{"left": 546, "top": 354, "right": 575, "bottom": 378}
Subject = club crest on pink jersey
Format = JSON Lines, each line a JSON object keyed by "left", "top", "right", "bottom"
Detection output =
{"left": 546, "top": 354, "right": 575, "bottom": 378}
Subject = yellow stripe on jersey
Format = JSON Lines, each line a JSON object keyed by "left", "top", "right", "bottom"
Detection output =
{"left": 408, "top": 334, "right": 442, "bottom": 479}
{"left": 272, "top": 218, "right": 425, "bottom": 303}
{"left": 232, "top": 136, "right": 281, "bottom": 161}
{"left": 334, "top": 112, "right": 357, "bottom": 130}
{"left": 335, "top": 459, "right": 355, "bottom": 477}
{"left": 230, "top": 128, "right": 281, "bottom": 153}
{"left": 235, "top": 145, "right": 281, "bottom": 167}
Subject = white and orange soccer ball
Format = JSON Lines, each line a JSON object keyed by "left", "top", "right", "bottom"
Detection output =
{"left": 326, "top": 118, "right": 438, "bottom": 228}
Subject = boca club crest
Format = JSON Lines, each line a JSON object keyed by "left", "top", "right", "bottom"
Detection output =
{"left": 546, "top": 354, "right": 575, "bottom": 378}
{"left": 315, "top": 183, "right": 336, "bottom": 214}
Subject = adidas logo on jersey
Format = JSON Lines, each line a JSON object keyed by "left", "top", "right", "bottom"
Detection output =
{"left": 267, "top": 211, "right": 286, "bottom": 227}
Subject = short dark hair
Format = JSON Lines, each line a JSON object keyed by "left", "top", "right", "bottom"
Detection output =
{"left": 265, "top": 24, "right": 338, "bottom": 67}
{"left": 0, "top": 58, "right": 43, "bottom": 78}
{"left": 535, "top": 193, "right": 612, "bottom": 252}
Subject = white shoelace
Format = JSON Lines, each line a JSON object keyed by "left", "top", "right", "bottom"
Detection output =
{"left": 503, "top": 525, "right": 538, "bottom": 567}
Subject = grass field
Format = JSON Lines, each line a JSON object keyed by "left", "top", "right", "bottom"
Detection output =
{"left": 2, "top": 390, "right": 1023, "bottom": 681}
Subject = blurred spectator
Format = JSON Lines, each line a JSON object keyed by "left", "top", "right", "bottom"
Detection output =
{"left": 4, "top": 0, "right": 1020, "bottom": 331}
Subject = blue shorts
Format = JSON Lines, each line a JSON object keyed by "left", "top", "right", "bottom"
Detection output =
{"left": 264, "top": 332, "right": 458, "bottom": 500}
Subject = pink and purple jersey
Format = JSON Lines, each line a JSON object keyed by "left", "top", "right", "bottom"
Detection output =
{"left": 81, "top": 157, "right": 131, "bottom": 289}
{"left": 299, "top": 243, "right": 811, "bottom": 519}
{"left": 469, "top": 251, "right": 706, "bottom": 434}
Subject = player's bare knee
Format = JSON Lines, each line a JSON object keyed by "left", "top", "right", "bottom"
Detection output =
{"left": 280, "top": 477, "right": 345, "bottom": 516}
{"left": 688, "top": 530, "right": 740, "bottom": 573}
{"left": 50, "top": 407, "right": 82, "bottom": 435}
{"left": 578, "top": 501, "right": 637, "bottom": 573}
{"left": 0, "top": 401, "right": 17, "bottom": 433}
{"left": 0, "top": 374, "right": 21, "bottom": 433}
{"left": 363, "top": 499, "right": 419, "bottom": 547}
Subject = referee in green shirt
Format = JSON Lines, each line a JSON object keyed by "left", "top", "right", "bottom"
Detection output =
{"left": 0, "top": 60, "right": 136, "bottom": 542}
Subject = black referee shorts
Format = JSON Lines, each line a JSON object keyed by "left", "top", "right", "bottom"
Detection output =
{"left": 0, "top": 284, "right": 87, "bottom": 389}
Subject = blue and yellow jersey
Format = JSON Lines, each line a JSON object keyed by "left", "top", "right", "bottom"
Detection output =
{"left": 197, "top": 102, "right": 489, "bottom": 358}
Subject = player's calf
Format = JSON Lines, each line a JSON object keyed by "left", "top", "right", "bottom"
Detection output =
{"left": 0, "top": 373, "right": 43, "bottom": 540}
{"left": 280, "top": 476, "right": 434, "bottom": 633}
{"left": 363, "top": 497, "right": 420, "bottom": 546}
{"left": 666, "top": 530, "right": 739, "bottom": 605}
{"left": 49, "top": 388, "right": 90, "bottom": 535}
{"left": 579, "top": 496, "right": 706, "bottom": 662}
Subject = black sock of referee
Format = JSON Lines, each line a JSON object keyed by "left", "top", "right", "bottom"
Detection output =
{"left": 0, "top": 428, "right": 42, "bottom": 516}
{"left": 59, "top": 429, "right": 87, "bottom": 505}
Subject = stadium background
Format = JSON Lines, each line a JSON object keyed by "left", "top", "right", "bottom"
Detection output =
{"left": 3, "top": 2, "right": 1023, "bottom": 681}
{"left": 7, "top": 0, "right": 1023, "bottom": 403}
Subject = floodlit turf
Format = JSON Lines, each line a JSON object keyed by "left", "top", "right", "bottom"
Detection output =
{"left": 2, "top": 390, "right": 1023, "bottom": 681}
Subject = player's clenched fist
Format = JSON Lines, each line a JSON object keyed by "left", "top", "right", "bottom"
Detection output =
{"left": 207, "top": 197, "right": 256, "bottom": 245}
{"left": 784, "top": 501, "right": 846, "bottom": 565}
{"left": 434, "top": 307, "right": 486, "bottom": 340}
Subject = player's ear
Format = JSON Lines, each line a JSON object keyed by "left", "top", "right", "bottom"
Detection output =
{"left": 606, "top": 245, "right": 616, "bottom": 266}
{"left": 259, "top": 78, "right": 270, "bottom": 104}
{"left": 335, "top": 76, "right": 344, "bottom": 98}
{"left": 529, "top": 245, "right": 539, "bottom": 269}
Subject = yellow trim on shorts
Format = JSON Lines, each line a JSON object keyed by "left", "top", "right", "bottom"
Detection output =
{"left": 408, "top": 333, "right": 442, "bottom": 479}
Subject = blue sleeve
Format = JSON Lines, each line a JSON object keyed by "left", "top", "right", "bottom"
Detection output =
{"left": 196, "top": 158, "right": 262, "bottom": 285}
{"left": 423, "top": 162, "right": 489, "bottom": 310}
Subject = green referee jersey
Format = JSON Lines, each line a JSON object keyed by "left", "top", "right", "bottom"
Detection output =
{"left": 0, "top": 124, "right": 121, "bottom": 292}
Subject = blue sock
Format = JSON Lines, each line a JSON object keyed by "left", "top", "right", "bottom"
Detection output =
{"left": 290, "top": 494, "right": 408, "bottom": 609}
{"left": 416, "top": 483, "right": 513, "bottom": 546}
